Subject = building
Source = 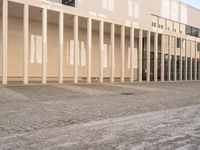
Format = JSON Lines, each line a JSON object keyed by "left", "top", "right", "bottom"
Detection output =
{"left": 0, "top": 0, "right": 200, "bottom": 84}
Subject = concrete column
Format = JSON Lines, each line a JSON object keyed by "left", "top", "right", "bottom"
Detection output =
{"left": 161, "top": 34, "right": 165, "bottom": 82}
{"left": 174, "top": 37, "right": 177, "bottom": 81}
{"left": 59, "top": 12, "right": 64, "bottom": 84}
{"left": 99, "top": 20, "right": 104, "bottom": 83}
{"left": 139, "top": 29, "right": 143, "bottom": 82}
{"left": 195, "top": 41, "right": 197, "bottom": 80}
{"left": 120, "top": 26, "right": 125, "bottom": 83}
{"left": 87, "top": 18, "right": 92, "bottom": 83}
{"left": 23, "top": 4, "right": 29, "bottom": 84}
{"left": 74, "top": 15, "right": 79, "bottom": 83}
{"left": 42, "top": 8, "right": 47, "bottom": 84}
{"left": 190, "top": 41, "right": 192, "bottom": 81}
{"left": 185, "top": 39, "right": 188, "bottom": 81}
{"left": 199, "top": 44, "right": 200, "bottom": 80}
{"left": 168, "top": 36, "right": 171, "bottom": 81}
{"left": 180, "top": 39, "right": 183, "bottom": 81}
{"left": 110, "top": 23, "right": 115, "bottom": 83}
{"left": 154, "top": 32, "right": 158, "bottom": 82}
{"left": 146, "top": 31, "right": 151, "bottom": 82}
{"left": 2, "top": 0, "right": 8, "bottom": 85}
{"left": 130, "top": 27, "right": 134, "bottom": 82}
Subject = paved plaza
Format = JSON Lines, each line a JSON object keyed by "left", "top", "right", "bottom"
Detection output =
{"left": 1, "top": 82, "right": 200, "bottom": 150}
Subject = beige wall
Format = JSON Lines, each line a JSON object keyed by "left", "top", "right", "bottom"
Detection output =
{"left": 0, "top": 16, "right": 140, "bottom": 81}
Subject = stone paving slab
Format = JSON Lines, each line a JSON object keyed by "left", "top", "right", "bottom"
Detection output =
{"left": 0, "top": 82, "right": 200, "bottom": 149}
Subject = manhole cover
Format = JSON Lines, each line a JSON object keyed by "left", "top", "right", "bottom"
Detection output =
{"left": 121, "top": 93, "right": 134, "bottom": 95}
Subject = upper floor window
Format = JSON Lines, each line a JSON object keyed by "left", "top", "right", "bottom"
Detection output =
{"left": 198, "top": 29, "right": 200, "bottom": 38}
{"left": 152, "top": 22, "right": 157, "bottom": 27}
{"left": 158, "top": 24, "right": 163, "bottom": 29}
{"left": 177, "top": 38, "right": 181, "bottom": 48}
{"left": 192, "top": 28, "right": 197, "bottom": 37}
{"left": 173, "top": 28, "right": 176, "bottom": 32}
{"left": 62, "top": 0, "right": 75, "bottom": 7}
{"left": 186, "top": 26, "right": 192, "bottom": 35}
{"left": 198, "top": 43, "right": 200, "bottom": 52}
{"left": 186, "top": 25, "right": 200, "bottom": 38}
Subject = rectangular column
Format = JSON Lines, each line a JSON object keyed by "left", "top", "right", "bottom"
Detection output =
{"left": 87, "top": 18, "right": 92, "bottom": 83}
{"left": 185, "top": 39, "right": 188, "bottom": 80}
{"left": 24, "top": 5, "right": 29, "bottom": 84}
{"left": 2, "top": 0, "right": 8, "bottom": 85}
{"left": 120, "top": 26, "right": 125, "bottom": 83}
{"left": 154, "top": 32, "right": 158, "bottom": 82}
{"left": 42, "top": 8, "right": 47, "bottom": 84}
{"left": 139, "top": 29, "right": 143, "bottom": 82}
{"left": 74, "top": 15, "right": 78, "bottom": 83}
{"left": 168, "top": 36, "right": 171, "bottom": 81}
{"left": 199, "top": 45, "right": 200, "bottom": 80}
{"left": 174, "top": 37, "right": 177, "bottom": 81}
{"left": 99, "top": 20, "right": 104, "bottom": 83}
{"left": 161, "top": 34, "right": 165, "bottom": 82}
{"left": 195, "top": 41, "right": 197, "bottom": 80}
{"left": 146, "top": 31, "right": 151, "bottom": 82}
{"left": 110, "top": 23, "right": 115, "bottom": 83}
{"left": 59, "top": 12, "right": 64, "bottom": 84}
{"left": 130, "top": 27, "right": 134, "bottom": 82}
{"left": 190, "top": 41, "right": 192, "bottom": 81}
{"left": 180, "top": 38, "right": 183, "bottom": 81}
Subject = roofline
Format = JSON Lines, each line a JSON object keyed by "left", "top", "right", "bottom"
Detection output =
{"left": 178, "top": 0, "right": 200, "bottom": 12}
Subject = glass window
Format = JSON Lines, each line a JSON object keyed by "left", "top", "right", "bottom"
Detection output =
{"left": 186, "top": 26, "right": 192, "bottom": 35}
{"left": 62, "top": 0, "right": 75, "bottom": 7}
{"left": 192, "top": 27, "right": 197, "bottom": 37}
{"left": 198, "top": 29, "right": 200, "bottom": 38}
{"left": 177, "top": 38, "right": 181, "bottom": 48}
{"left": 198, "top": 43, "right": 200, "bottom": 52}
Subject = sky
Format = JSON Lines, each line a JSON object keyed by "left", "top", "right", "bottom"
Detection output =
{"left": 179, "top": 0, "right": 200, "bottom": 9}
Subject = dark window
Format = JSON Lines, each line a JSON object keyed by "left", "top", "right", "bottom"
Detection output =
{"left": 177, "top": 38, "right": 181, "bottom": 48}
{"left": 186, "top": 26, "right": 192, "bottom": 35}
{"left": 192, "top": 27, "right": 197, "bottom": 37}
{"left": 62, "top": 0, "right": 75, "bottom": 7}
{"left": 198, "top": 43, "right": 200, "bottom": 52}
{"left": 198, "top": 29, "right": 200, "bottom": 38}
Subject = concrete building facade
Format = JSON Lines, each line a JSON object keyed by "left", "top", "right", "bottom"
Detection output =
{"left": 0, "top": 0, "right": 200, "bottom": 84}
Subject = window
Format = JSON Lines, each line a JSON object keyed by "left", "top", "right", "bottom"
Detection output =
{"left": 62, "top": 0, "right": 75, "bottom": 7}
{"left": 152, "top": 22, "right": 157, "bottom": 27}
{"left": 186, "top": 25, "right": 200, "bottom": 37}
{"left": 198, "top": 29, "right": 200, "bottom": 38}
{"left": 198, "top": 43, "right": 200, "bottom": 52}
{"left": 173, "top": 29, "right": 176, "bottom": 32}
{"left": 192, "top": 27, "right": 197, "bottom": 37}
{"left": 186, "top": 26, "right": 192, "bottom": 35}
{"left": 177, "top": 38, "right": 181, "bottom": 48}
{"left": 158, "top": 24, "right": 163, "bottom": 29}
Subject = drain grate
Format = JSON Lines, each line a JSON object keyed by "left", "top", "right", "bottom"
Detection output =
{"left": 121, "top": 92, "right": 134, "bottom": 95}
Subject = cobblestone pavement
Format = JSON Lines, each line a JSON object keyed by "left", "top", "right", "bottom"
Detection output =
{"left": 1, "top": 82, "right": 200, "bottom": 150}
